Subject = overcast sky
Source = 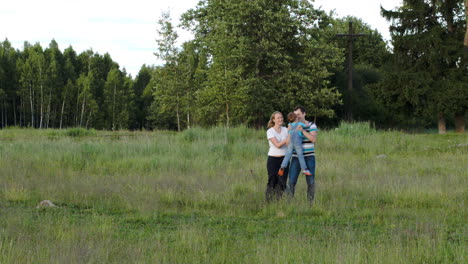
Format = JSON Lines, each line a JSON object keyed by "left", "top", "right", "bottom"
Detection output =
{"left": 1, "top": 0, "right": 401, "bottom": 77}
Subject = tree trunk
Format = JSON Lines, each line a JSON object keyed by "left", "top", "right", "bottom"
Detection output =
{"left": 438, "top": 112, "right": 446, "bottom": 134}
{"left": 75, "top": 90, "right": 80, "bottom": 126}
{"left": 225, "top": 100, "right": 229, "bottom": 128}
{"left": 186, "top": 93, "right": 190, "bottom": 129}
{"left": 176, "top": 95, "right": 180, "bottom": 132}
{"left": 39, "top": 69, "right": 43, "bottom": 129}
{"left": 13, "top": 97, "right": 17, "bottom": 126}
{"left": 20, "top": 96, "right": 23, "bottom": 127}
{"left": 80, "top": 95, "right": 86, "bottom": 127}
{"left": 4, "top": 99, "right": 7, "bottom": 127}
{"left": 29, "top": 81, "right": 34, "bottom": 128}
{"left": 112, "top": 83, "right": 116, "bottom": 131}
{"left": 86, "top": 110, "right": 92, "bottom": 129}
{"left": 465, "top": 0, "right": 468, "bottom": 49}
{"left": 46, "top": 88, "right": 52, "bottom": 128}
{"left": 1, "top": 100, "right": 4, "bottom": 128}
{"left": 224, "top": 65, "right": 229, "bottom": 129}
{"left": 455, "top": 111, "right": 465, "bottom": 133}
{"left": 60, "top": 96, "right": 66, "bottom": 129}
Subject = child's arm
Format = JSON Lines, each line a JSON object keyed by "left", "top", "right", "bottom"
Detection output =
{"left": 297, "top": 125, "right": 317, "bottom": 143}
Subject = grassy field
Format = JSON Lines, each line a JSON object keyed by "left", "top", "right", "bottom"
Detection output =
{"left": 0, "top": 124, "right": 466, "bottom": 263}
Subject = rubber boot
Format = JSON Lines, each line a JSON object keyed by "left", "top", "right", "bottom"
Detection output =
{"left": 307, "top": 183, "right": 315, "bottom": 205}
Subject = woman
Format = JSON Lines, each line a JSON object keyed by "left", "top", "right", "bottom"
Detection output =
{"left": 266, "top": 111, "right": 290, "bottom": 202}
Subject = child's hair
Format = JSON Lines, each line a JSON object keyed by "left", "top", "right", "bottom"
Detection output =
{"left": 287, "top": 112, "right": 297, "bottom": 123}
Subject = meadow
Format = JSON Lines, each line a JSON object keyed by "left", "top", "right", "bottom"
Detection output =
{"left": 0, "top": 124, "right": 466, "bottom": 263}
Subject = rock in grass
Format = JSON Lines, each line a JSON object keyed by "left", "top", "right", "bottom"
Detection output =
{"left": 36, "top": 200, "right": 57, "bottom": 208}
{"left": 376, "top": 154, "right": 387, "bottom": 159}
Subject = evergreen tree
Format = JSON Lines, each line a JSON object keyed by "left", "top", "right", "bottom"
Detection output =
{"left": 376, "top": 0, "right": 466, "bottom": 132}
{"left": 0, "top": 39, "right": 19, "bottom": 127}
{"left": 131, "top": 64, "right": 154, "bottom": 130}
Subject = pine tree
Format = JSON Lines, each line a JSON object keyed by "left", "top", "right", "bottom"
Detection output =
{"left": 0, "top": 39, "right": 19, "bottom": 127}
{"left": 132, "top": 65, "right": 153, "bottom": 130}
{"left": 378, "top": 0, "right": 466, "bottom": 132}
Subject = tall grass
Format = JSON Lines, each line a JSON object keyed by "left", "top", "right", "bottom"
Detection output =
{"left": 0, "top": 124, "right": 466, "bottom": 263}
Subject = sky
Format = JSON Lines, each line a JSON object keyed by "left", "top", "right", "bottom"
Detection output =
{"left": 1, "top": 0, "right": 402, "bottom": 77}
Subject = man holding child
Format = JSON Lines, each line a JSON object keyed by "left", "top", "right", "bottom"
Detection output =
{"left": 266, "top": 105, "right": 318, "bottom": 204}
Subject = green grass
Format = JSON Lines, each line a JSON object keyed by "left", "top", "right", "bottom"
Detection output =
{"left": 0, "top": 124, "right": 466, "bottom": 263}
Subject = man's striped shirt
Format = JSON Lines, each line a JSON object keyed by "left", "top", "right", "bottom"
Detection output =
{"left": 292, "top": 121, "right": 318, "bottom": 157}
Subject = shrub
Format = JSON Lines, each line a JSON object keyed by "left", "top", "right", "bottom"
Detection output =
{"left": 333, "top": 121, "right": 376, "bottom": 137}
{"left": 65, "top": 127, "right": 97, "bottom": 137}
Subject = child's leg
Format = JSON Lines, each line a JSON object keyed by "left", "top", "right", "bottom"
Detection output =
{"left": 280, "top": 143, "right": 294, "bottom": 169}
{"left": 293, "top": 144, "right": 308, "bottom": 171}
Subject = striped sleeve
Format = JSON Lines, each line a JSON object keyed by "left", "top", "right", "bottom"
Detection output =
{"left": 292, "top": 121, "right": 318, "bottom": 157}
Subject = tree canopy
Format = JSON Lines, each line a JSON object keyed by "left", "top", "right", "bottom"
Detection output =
{"left": 0, "top": 0, "right": 466, "bottom": 132}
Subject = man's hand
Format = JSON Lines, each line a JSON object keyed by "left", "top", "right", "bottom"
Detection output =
{"left": 296, "top": 125, "right": 303, "bottom": 131}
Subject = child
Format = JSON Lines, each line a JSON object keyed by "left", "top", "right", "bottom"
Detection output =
{"left": 278, "top": 112, "right": 312, "bottom": 176}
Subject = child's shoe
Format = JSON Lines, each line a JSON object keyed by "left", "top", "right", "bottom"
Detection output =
{"left": 303, "top": 169, "right": 312, "bottom": 176}
{"left": 277, "top": 168, "right": 285, "bottom": 176}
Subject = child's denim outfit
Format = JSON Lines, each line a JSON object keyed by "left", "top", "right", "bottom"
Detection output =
{"left": 280, "top": 122, "right": 307, "bottom": 170}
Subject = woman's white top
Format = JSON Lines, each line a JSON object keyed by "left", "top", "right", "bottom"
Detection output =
{"left": 267, "top": 126, "right": 288, "bottom": 156}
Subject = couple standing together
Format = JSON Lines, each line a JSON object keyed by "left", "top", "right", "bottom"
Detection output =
{"left": 266, "top": 105, "right": 318, "bottom": 203}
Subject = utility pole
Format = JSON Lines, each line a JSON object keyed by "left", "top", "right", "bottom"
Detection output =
{"left": 336, "top": 21, "right": 367, "bottom": 121}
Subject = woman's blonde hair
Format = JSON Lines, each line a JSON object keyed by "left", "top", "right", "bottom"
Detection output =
{"left": 267, "top": 111, "right": 282, "bottom": 129}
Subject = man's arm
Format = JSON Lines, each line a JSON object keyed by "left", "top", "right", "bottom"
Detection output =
{"left": 302, "top": 130, "right": 317, "bottom": 143}
{"left": 297, "top": 123, "right": 317, "bottom": 143}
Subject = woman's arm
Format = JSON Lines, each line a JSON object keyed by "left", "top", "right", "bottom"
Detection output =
{"left": 285, "top": 133, "right": 290, "bottom": 145}
{"left": 269, "top": 137, "right": 288, "bottom": 148}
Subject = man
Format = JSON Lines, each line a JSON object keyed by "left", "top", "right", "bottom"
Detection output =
{"left": 287, "top": 105, "right": 318, "bottom": 204}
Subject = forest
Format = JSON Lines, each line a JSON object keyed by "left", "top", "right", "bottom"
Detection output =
{"left": 0, "top": 0, "right": 466, "bottom": 132}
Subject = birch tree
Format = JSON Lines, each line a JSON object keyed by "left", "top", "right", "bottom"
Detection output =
{"left": 151, "top": 11, "right": 183, "bottom": 131}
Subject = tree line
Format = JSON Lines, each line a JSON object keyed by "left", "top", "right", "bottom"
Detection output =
{"left": 0, "top": 0, "right": 466, "bottom": 132}
{"left": 0, "top": 40, "right": 140, "bottom": 130}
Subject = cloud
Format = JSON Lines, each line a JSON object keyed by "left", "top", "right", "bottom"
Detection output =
{"left": 1, "top": 0, "right": 198, "bottom": 76}
{"left": 1, "top": 0, "right": 400, "bottom": 76}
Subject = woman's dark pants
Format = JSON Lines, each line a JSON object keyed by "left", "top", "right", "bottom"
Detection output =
{"left": 266, "top": 156, "right": 289, "bottom": 202}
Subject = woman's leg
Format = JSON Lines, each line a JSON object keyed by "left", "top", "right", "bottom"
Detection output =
{"left": 266, "top": 156, "right": 288, "bottom": 201}
{"left": 266, "top": 156, "right": 279, "bottom": 202}
{"left": 278, "top": 161, "right": 289, "bottom": 196}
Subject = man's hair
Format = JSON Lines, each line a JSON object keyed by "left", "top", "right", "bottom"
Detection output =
{"left": 294, "top": 105, "right": 306, "bottom": 114}
{"left": 287, "top": 112, "right": 297, "bottom": 123}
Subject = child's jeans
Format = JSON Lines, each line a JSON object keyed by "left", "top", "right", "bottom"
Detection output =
{"left": 280, "top": 132, "right": 307, "bottom": 170}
